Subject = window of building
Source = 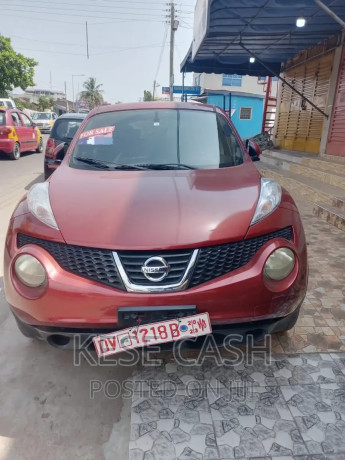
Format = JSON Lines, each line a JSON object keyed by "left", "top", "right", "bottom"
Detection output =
{"left": 239, "top": 107, "right": 252, "bottom": 120}
{"left": 258, "top": 76, "right": 279, "bottom": 82}
{"left": 222, "top": 74, "right": 242, "bottom": 87}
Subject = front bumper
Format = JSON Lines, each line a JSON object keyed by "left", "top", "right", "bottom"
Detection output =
{"left": 4, "top": 210, "right": 308, "bottom": 334}
{"left": 0, "top": 138, "right": 15, "bottom": 154}
{"left": 37, "top": 126, "right": 51, "bottom": 133}
{"left": 12, "top": 306, "right": 301, "bottom": 350}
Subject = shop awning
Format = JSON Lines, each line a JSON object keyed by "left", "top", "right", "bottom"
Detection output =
{"left": 181, "top": 0, "right": 345, "bottom": 76}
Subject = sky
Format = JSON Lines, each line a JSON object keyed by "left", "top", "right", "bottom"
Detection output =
{"left": 0, "top": 0, "right": 196, "bottom": 103}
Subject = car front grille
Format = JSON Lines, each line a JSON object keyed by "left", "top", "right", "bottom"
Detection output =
{"left": 17, "top": 226, "right": 293, "bottom": 291}
{"left": 189, "top": 226, "right": 293, "bottom": 287}
{"left": 117, "top": 251, "right": 193, "bottom": 285}
{"left": 17, "top": 233, "right": 124, "bottom": 290}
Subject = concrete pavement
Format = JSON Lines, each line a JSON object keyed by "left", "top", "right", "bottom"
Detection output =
{"left": 0, "top": 138, "right": 134, "bottom": 460}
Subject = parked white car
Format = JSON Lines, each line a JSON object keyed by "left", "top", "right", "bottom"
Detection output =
{"left": 0, "top": 98, "right": 16, "bottom": 109}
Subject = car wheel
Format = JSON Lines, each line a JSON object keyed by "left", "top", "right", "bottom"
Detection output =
{"left": 9, "top": 142, "right": 20, "bottom": 160}
{"left": 36, "top": 137, "right": 44, "bottom": 153}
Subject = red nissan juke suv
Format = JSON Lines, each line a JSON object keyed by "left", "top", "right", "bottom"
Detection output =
{"left": 4, "top": 102, "right": 308, "bottom": 349}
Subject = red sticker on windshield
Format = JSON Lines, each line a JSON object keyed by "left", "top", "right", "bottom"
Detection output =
{"left": 79, "top": 126, "right": 115, "bottom": 139}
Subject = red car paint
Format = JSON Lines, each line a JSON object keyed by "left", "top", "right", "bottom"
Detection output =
{"left": 4, "top": 102, "right": 308, "bottom": 345}
{"left": 0, "top": 108, "right": 42, "bottom": 156}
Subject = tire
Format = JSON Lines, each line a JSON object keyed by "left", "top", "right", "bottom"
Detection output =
{"left": 9, "top": 142, "right": 20, "bottom": 160}
{"left": 36, "top": 137, "right": 44, "bottom": 153}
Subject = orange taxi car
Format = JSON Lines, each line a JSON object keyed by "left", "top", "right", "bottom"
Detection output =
{"left": 0, "top": 107, "right": 43, "bottom": 160}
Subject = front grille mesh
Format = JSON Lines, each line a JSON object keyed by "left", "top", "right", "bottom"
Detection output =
{"left": 118, "top": 251, "right": 193, "bottom": 285}
{"left": 189, "top": 226, "right": 293, "bottom": 287}
{"left": 17, "top": 226, "right": 292, "bottom": 290}
{"left": 17, "top": 233, "right": 124, "bottom": 290}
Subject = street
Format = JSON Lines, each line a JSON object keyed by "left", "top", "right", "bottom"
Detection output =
{"left": 0, "top": 137, "right": 133, "bottom": 460}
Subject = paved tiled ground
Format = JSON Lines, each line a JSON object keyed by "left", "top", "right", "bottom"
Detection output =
{"left": 129, "top": 196, "right": 345, "bottom": 459}
{"left": 130, "top": 353, "right": 345, "bottom": 459}
{"left": 274, "top": 200, "right": 345, "bottom": 353}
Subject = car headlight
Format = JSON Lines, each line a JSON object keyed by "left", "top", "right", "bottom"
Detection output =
{"left": 27, "top": 182, "right": 59, "bottom": 230}
{"left": 264, "top": 248, "right": 295, "bottom": 281}
{"left": 14, "top": 254, "right": 47, "bottom": 287}
{"left": 251, "top": 178, "right": 281, "bottom": 225}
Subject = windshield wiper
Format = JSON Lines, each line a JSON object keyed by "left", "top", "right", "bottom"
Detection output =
{"left": 73, "top": 157, "right": 110, "bottom": 169}
{"left": 73, "top": 157, "right": 149, "bottom": 170}
{"left": 136, "top": 163, "right": 197, "bottom": 170}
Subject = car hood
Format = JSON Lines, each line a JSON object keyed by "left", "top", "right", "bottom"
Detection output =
{"left": 49, "top": 162, "right": 261, "bottom": 250}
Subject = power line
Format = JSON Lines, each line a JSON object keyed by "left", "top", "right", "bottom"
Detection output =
{"left": 91, "top": 42, "right": 172, "bottom": 57}
{"left": 1, "top": 6, "right": 167, "bottom": 19}
{"left": 154, "top": 24, "right": 169, "bottom": 82}
{"left": 41, "top": 0, "right": 196, "bottom": 5}
{"left": 8, "top": 33, "right": 162, "bottom": 51}
{"left": 10, "top": 47, "right": 86, "bottom": 56}
{"left": 1, "top": 11, "right": 166, "bottom": 26}
{"left": 15, "top": 0, "right": 174, "bottom": 13}
{"left": 9, "top": 34, "right": 92, "bottom": 49}
{"left": 11, "top": 41, "right": 177, "bottom": 58}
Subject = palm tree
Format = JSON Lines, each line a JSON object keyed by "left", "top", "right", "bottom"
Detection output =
{"left": 80, "top": 77, "right": 104, "bottom": 109}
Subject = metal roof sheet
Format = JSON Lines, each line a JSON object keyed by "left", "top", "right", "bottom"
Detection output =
{"left": 181, "top": 0, "right": 345, "bottom": 76}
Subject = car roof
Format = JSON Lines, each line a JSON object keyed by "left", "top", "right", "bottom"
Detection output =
{"left": 89, "top": 101, "right": 217, "bottom": 116}
{"left": 56, "top": 113, "right": 88, "bottom": 120}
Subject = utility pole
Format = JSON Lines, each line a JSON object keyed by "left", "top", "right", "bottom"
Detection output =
{"left": 86, "top": 21, "right": 89, "bottom": 59}
{"left": 64, "top": 81, "right": 69, "bottom": 112}
{"left": 153, "top": 80, "right": 160, "bottom": 100}
{"left": 169, "top": 3, "right": 178, "bottom": 101}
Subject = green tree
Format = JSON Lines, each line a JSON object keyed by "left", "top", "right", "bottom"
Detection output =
{"left": 143, "top": 90, "right": 153, "bottom": 101}
{"left": 37, "top": 96, "right": 53, "bottom": 111}
{"left": 80, "top": 77, "right": 104, "bottom": 109}
{"left": 14, "top": 98, "right": 37, "bottom": 110}
{"left": 0, "top": 36, "right": 37, "bottom": 97}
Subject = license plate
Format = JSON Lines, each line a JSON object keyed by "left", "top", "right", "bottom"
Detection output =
{"left": 93, "top": 312, "right": 212, "bottom": 358}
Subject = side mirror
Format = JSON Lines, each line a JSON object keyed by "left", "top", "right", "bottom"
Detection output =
{"left": 246, "top": 140, "right": 261, "bottom": 162}
{"left": 53, "top": 142, "right": 69, "bottom": 164}
{"left": 32, "top": 122, "right": 37, "bottom": 128}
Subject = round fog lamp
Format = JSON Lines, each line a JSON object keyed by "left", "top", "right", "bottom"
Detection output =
{"left": 14, "top": 254, "right": 46, "bottom": 287}
{"left": 264, "top": 248, "right": 295, "bottom": 281}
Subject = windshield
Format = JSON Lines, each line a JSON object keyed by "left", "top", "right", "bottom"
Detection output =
{"left": 32, "top": 112, "right": 50, "bottom": 120}
{"left": 51, "top": 118, "right": 83, "bottom": 143}
{"left": 70, "top": 109, "right": 244, "bottom": 170}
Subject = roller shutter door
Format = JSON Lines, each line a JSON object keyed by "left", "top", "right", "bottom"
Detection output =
{"left": 275, "top": 50, "right": 335, "bottom": 154}
{"left": 327, "top": 47, "right": 345, "bottom": 157}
